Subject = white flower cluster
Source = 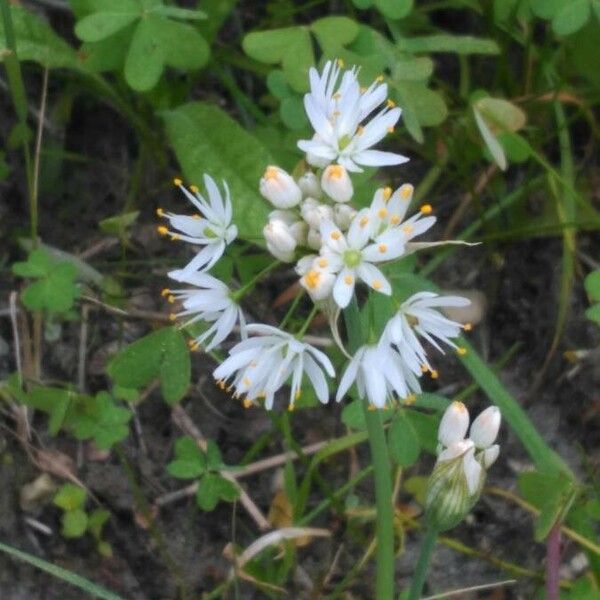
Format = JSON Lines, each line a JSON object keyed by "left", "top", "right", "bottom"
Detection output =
{"left": 425, "top": 402, "right": 501, "bottom": 530}
{"left": 160, "top": 59, "right": 480, "bottom": 413}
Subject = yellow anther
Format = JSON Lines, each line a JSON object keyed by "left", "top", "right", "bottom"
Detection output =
{"left": 377, "top": 208, "right": 388, "bottom": 219}
{"left": 157, "top": 225, "right": 169, "bottom": 236}
{"left": 390, "top": 215, "right": 401, "bottom": 225}
{"left": 376, "top": 75, "right": 384, "bottom": 82}
{"left": 170, "top": 233, "right": 181, "bottom": 241}
{"left": 156, "top": 207, "right": 165, "bottom": 218}
{"left": 288, "top": 404, "right": 295, "bottom": 412}
{"left": 344, "top": 275, "right": 354, "bottom": 285}
{"left": 372, "top": 280, "right": 382, "bottom": 290}
{"left": 430, "top": 369, "right": 439, "bottom": 379}
{"left": 403, "top": 224, "right": 414, "bottom": 234}
{"left": 189, "top": 185, "right": 199, "bottom": 193}
{"left": 295, "top": 389, "right": 301, "bottom": 400}
{"left": 400, "top": 184, "right": 413, "bottom": 200}
{"left": 359, "top": 215, "right": 369, "bottom": 227}
{"left": 356, "top": 125, "right": 365, "bottom": 136}
{"left": 192, "top": 214, "right": 201, "bottom": 219}
{"left": 243, "top": 398, "right": 253, "bottom": 409}
{"left": 368, "top": 404, "right": 376, "bottom": 411}
{"left": 167, "top": 295, "right": 175, "bottom": 304}
{"left": 387, "top": 99, "right": 396, "bottom": 108}
{"left": 328, "top": 165, "right": 344, "bottom": 179}
{"left": 420, "top": 204, "right": 433, "bottom": 215}
{"left": 161, "top": 288, "right": 170, "bottom": 297}
{"left": 330, "top": 230, "right": 341, "bottom": 241}
{"left": 360, "top": 86, "right": 367, "bottom": 93}
{"left": 457, "top": 347, "right": 467, "bottom": 356}
{"left": 318, "top": 257, "right": 328, "bottom": 268}
{"left": 264, "top": 166, "right": 279, "bottom": 180}
{"left": 453, "top": 401, "right": 467, "bottom": 412}
{"left": 304, "top": 270, "right": 321, "bottom": 290}
{"left": 169, "top": 313, "right": 177, "bottom": 321}
{"left": 387, "top": 126, "right": 395, "bottom": 134}
{"left": 188, "top": 340, "right": 200, "bottom": 351}
{"left": 333, "top": 92, "right": 341, "bottom": 100}
{"left": 173, "top": 177, "right": 182, "bottom": 186}
{"left": 383, "top": 187, "right": 392, "bottom": 201}
{"left": 404, "top": 394, "right": 417, "bottom": 406}
{"left": 337, "top": 58, "right": 345, "bottom": 68}
{"left": 420, "top": 364, "right": 429, "bottom": 373}
{"left": 242, "top": 377, "right": 252, "bottom": 387}
{"left": 464, "top": 323, "right": 472, "bottom": 331}
{"left": 378, "top": 244, "right": 387, "bottom": 254}
{"left": 218, "top": 380, "right": 226, "bottom": 390}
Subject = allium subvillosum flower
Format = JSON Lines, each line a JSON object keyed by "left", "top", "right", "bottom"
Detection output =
{"left": 158, "top": 175, "right": 237, "bottom": 276}
{"left": 297, "top": 60, "right": 409, "bottom": 172}
{"left": 213, "top": 325, "right": 335, "bottom": 410}
{"left": 384, "top": 292, "right": 471, "bottom": 375}
{"left": 164, "top": 271, "right": 246, "bottom": 352}
{"left": 321, "top": 164, "right": 354, "bottom": 203}
{"left": 335, "top": 340, "right": 422, "bottom": 408}
{"left": 263, "top": 210, "right": 307, "bottom": 263}
{"left": 259, "top": 166, "right": 302, "bottom": 209}
{"left": 425, "top": 402, "right": 501, "bottom": 531}
{"left": 316, "top": 210, "right": 407, "bottom": 309}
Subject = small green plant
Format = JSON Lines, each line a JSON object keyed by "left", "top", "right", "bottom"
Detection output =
{"left": 584, "top": 270, "right": 600, "bottom": 323}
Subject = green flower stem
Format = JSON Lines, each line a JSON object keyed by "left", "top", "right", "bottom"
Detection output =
{"left": 230, "top": 260, "right": 280, "bottom": 302}
{"left": 344, "top": 298, "right": 395, "bottom": 600}
{"left": 295, "top": 304, "right": 318, "bottom": 338}
{"left": 408, "top": 526, "right": 438, "bottom": 600}
{"left": 279, "top": 289, "right": 305, "bottom": 329}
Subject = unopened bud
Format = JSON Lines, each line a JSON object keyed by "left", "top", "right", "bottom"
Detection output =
{"left": 321, "top": 164, "right": 353, "bottom": 203}
{"left": 297, "top": 171, "right": 322, "bottom": 199}
{"left": 334, "top": 203, "right": 357, "bottom": 230}
{"left": 260, "top": 166, "right": 302, "bottom": 208}
{"left": 263, "top": 218, "right": 297, "bottom": 262}
{"left": 469, "top": 406, "right": 501, "bottom": 449}
{"left": 307, "top": 228, "right": 322, "bottom": 250}
{"left": 301, "top": 199, "right": 334, "bottom": 230}
{"left": 438, "top": 401, "right": 470, "bottom": 447}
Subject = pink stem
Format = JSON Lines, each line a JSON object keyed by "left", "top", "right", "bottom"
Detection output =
{"left": 546, "top": 523, "right": 561, "bottom": 600}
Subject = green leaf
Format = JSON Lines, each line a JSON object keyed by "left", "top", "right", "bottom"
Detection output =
{"left": 99, "top": 211, "right": 139, "bottom": 235}
{"left": 74, "top": 10, "right": 139, "bottom": 43}
{"left": 584, "top": 271, "right": 600, "bottom": 301}
{"left": 196, "top": 473, "right": 238, "bottom": 510}
{"left": 205, "top": 440, "right": 223, "bottom": 470}
{"left": 552, "top": 0, "right": 590, "bottom": 36}
{"left": 266, "top": 70, "right": 291, "bottom": 99}
{"left": 404, "top": 410, "right": 439, "bottom": 454}
{"left": 162, "top": 102, "right": 272, "bottom": 241}
{"left": 124, "top": 17, "right": 165, "bottom": 91}
{"left": 341, "top": 399, "right": 367, "bottom": 430}
{"left": 374, "top": 0, "right": 413, "bottom": 19}
{"left": 62, "top": 509, "right": 89, "bottom": 538}
{"left": 585, "top": 303, "right": 600, "bottom": 323}
{"left": 310, "top": 16, "right": 360, "bottom": 55}
{"left": 153, "top": 6, "right": 207, "bottom": 21}
{"left": 25, "top": 387, "right": 75, "bottom": 435}
{"left": 167, "top": 436, "right": 206, "bottom": 479}
{"left": 70, "top": 392, "right": 131, "bottom": 450}
{"left": 107, "top": 327, "right": 190, "bottom": 404}
{"left": 155, "top": 18, "right": 210, "bottom": 70}
{"left": 87, "top": 508, "right": 110, "bottom": 539}
{"left": 12, "top": 249, "right": 53, "bottom": 277}
{"left": 280, "top": 96, "right": 308, "bottom": 130}
{"left": 475, "top": 97, "right": 526, "bottom": 133}
{"left": 21, "top": 263, "right": 80, "bottom": 313}
{"left": 397, "top": 34, "right": 500, "bottom": 55}
{"left": 388, "top": 411, "right": 420, "bottom": 467}
{"left": 530, "top": 0, "right": 566, "bottom": 19}
{"left": 54, "top": 484, "right": 86, "bottom": 511}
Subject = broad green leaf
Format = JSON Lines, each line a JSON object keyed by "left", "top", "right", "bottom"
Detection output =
{"left": 552, "top": 0, "right": 590, "bottom": 36}
{"left": 499, "top": 132, "right": 531, "bottom": 163}
{"left": 403, "top": 83, "right": 448, "bottom": 127}
{"left": 374, "top": 0, "right": 413, "bottom": 19}
{"left": 280, "top": 96, "right": 308, "bottom": 130}
{"left": 12, "top": 249, "right": 53, "bottom": 277}
{"left": 530, "top": 0, "right": 566, "bottom": 19}
{"left": 475, "top": 97, "right": 526, "bottom": 133}
{"left": 74, "top": 11, "right": 139, "bottom": 43}
{"left": 281, "top": 28, "right": 314, "bottom": 92}
{"left": 167, "top": 436, "right": 206, "bottom": 479}
{"left": 25, "top": 387, "right": 75, "bottom": 435}
{"left": 584, "top": 271, "right": 600, "bottom": 301}
{"left": 341, "top": 399, "right": 367, "bottom": 430}
{"left": 62, "top": 509, "right": 88, "bottom": 538}
{"left": 388, "top": 411, "right": 420, "bottom": 467}
{"left": 310, "top": 16, "right": 360, "bottom": 55}
{"left": 404, "top": 410, "right": 439, "bottom": 454}
{"left": 107, "top": 327, "right": 190, "bottom": 404}
{"left": 391, "top": 55, "right": 434, "bottom": 81}
{"left": 156, "top": 18, "right": 210, "bottom": 70}
{"left": 397, "top": 34, "right": 499, "bottom": 55}
{"left": 162, "top": 102, "right": 272, "bottom": 241}
{"left": 585, "top": 303, "right": 600, "bottom": 322}
{"left": 78, "top": 23, "right": 137, "bottom": 73}
{"left": 124, "top": 17, "right": 165, "bottom": 91}
{"left": 20, "top": 262, "right": 79, "bottom": 313}
{"left": 153, "top": 6, "right": 207, "bottom": 21}
{"left": 267, "top": 70, "right": 291, "bottom": 99}
{"left": 99, "top": 211, "right": 139, "bottom": 235}
{"left": 196, "top": 473, "right": 238, "bottom": 510}
{"left": 243, "top": 26, "right": 302, "bottom": 64}
{"left": 54, "top": 484, "right": 86, "bottom": 511}
{"left": 493, "top": 0, "right": 520, "bottom": 22}
{"left": 205, "top": 440, "right": 223, "bottom": 470}
{"left": 474, "top": 106, "right": 507, "bottom": 170}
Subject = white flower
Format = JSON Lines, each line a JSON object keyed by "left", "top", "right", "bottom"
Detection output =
{"left": 333, "top": 203, "right": 357, "bottom": 231}
{"left": 336, "top": 341, "right": 421, "bottom": 408}
{"left": 300, "top": 198, "right": 334, "bottom": 229}
{"left": 385, "top": 292, "right": 470, "bottom": 366}
{"left": 159, "top": 176, "right": 238, "bottom": 276}
{"left": 321, "top": 164, "right": 354, "bottom": 203}
{"left": 165, "top": 271, "right": 245, "bottom": 352}
{"left": 318, "top": 210, "right": 406, "bottom": 309}
{"left": 213, "top": 325, "right": 335, "bottom": 410}
{"left": 259, "top": 166, "right": 302, "bottom": 209}
{"left": 438, "top": 401, "right": 470, "bottom": 447}
{"left": 298, "top": 256, "right": 337, "bottom": 301}
{"left": 263, "top": 211, "right": 306, "bottom": 262}
{"left": 297, "top": 171, "right": 322, "bottom": 199}
{"left": 297, "top": 60, "right": 408, "bottom": 172}
{"left": 469, "top": 406, "right": 501, "bottom": 449}
{"left": 437, "top": 439, "right": 482, "bottom": 495}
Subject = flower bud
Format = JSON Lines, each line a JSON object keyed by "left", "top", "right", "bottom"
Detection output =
{"left": 334, "top": 203, "right": 357, "bottom": 230}
{"left": 425, "top": 440, "right": 483, "bottom": 531}
{"left": 307, "top": 228, "right": 322, "bottom": 250}
{"left": 301, "top": 199, "right": 334, "bottom": 230}
{"left": 263, "top": 217, "right": 297, "bottom": 262}
{"left": 469, "top": 406, "right": 501, "bottom": 449}
{"left": 438, "top": 401, "right": 470, "bottom": 448}
{"left": 297, "top": 171, "right": 322, "bottom": 199}
{"left": 481, "top": 444, "right": 500, "bottom": 468}
{"left": 321, "top": 164, "right": 353, "bottom": 203}
{"left": 260, "top": 166, "right": 302, "bottom": 209}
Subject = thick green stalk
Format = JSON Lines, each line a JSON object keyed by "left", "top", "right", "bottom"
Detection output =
{"left": 344, "top": 298, "right": 395, "bottom": 599}
{"left": 408, "top": 526, "right": 438, "bottom": 600}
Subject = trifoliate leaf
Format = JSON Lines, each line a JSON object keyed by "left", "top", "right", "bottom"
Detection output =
{"left": 167, "top": 436, "right": 207, "bottom": 479}
{"left": 196, "top": 473, "right": 239, "bottom": 511}
{"left": 54, "top": 483, "right": 87, "bottom": 511}
{"left": 74, "top": 8, "right": 140, "bottom": 43}
{"left": 62, "top": 509, "right": 89, "bottom": 538}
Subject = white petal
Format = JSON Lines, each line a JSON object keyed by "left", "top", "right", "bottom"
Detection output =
{"left": 336, "top": 348, "right": 364, "bottom": 402}
{"left": 333, "top": 269, "right": 356, "bottom": 308}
